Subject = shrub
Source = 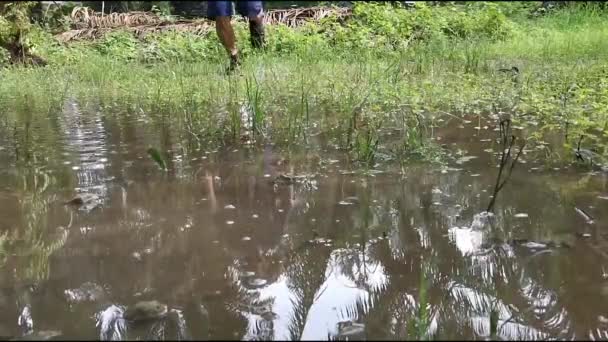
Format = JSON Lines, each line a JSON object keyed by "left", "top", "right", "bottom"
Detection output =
{"left": 94, "top": 31, "right": 139, "bottom": 60}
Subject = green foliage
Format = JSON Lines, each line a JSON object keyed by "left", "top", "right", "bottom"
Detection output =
{"left": 0, "top": 1, "right": 37, "bottom": 46}
{"left": 437, "top": 2, "right": 514, "bottom": 40}
{"left": 94, "top": 31, "right": 140, "bottom": 60}
{"left": 140, "top": 30, "right": 221, "bottom": 63}
{"left": 265, "top": 22, "right": 329, "bottom": 55}
{"left": 320, "top": 2, "right": 514, "bottom": 52}
{"left": 29, "top": 1, "right": 78, "bottom": 33}
{"left": 147, "top": 147, "right": 168, "bottom": 171}
{"left": 0, "top": 47, "right": 9, "bottom": 66}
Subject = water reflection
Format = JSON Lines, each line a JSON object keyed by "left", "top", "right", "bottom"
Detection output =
{"left": 59, "top": 97, "right": 111, "bottom": 207}
{"left": 1, "top": 109, "right": 608, "bottom": 340}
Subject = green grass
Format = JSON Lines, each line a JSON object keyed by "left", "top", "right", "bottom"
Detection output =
{"left": 1, "top": 2, "right": 607, "bottom": 165}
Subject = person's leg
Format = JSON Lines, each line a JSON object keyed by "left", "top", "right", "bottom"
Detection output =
{"left": 208, "top": 1, "right": 240, "bottom": 70}
{"left": 235, "top": 1, "right": 266, "bottom": 49}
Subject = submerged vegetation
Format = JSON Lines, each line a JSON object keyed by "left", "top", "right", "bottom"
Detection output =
{"left": 1, "top": 1, "right": 607, "bottom": 166}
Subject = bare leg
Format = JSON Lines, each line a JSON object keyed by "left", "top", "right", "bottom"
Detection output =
{"left": 215, "top": 16, "right": 240, "bottom": 72}
{"left": 215, "top": 16, "right": 238, "bottom": 57}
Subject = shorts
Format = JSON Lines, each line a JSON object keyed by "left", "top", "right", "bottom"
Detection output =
{"left": 207, "top": 1, "right": 264, "bottom": 18}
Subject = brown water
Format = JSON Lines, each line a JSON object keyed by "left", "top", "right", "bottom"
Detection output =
{"left": 2, "top": 101, "right": 608, "bottom": 340}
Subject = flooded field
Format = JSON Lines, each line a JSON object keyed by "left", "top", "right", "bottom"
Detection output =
{"left": 1, "top": 101, "right": 608, "bottom": 340}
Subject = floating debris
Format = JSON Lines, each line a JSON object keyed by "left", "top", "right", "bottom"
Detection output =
{"left": 337, "top": 321, "right": 365, "bottom": 339}
{"left": 520, "top": 241, "right": 548, "bottom": 249}
{"left": 455, "top": 156, "right": 478, "bottom": 165}
{"left": 64, "top": 193, "right": 99, "bottom": 206}
{"left": 242, "top": 236, "right": 251, "bottom": 241}
{"left": 252, "top": 214, "right": 259, "bottom": 218}
{"left": 471, "top": 212, "right": 495, "bottom": 230}
{"left": 247, "top": 278, "right": 268, "bottom": 288}
{"left": 224, "top": 204, "right": 236, "bottom": 209}
{"left": 226, "top": 221, "right": 235, "bottom": 225}
{"left": 273, "top": 173, "right": 315, "bottom": 185}
{"left": 575, "top": 207, "right": 595, "bottom": 225}
{"left": 64, "top": 282, "right": 106, "bottom": 303}
{"left": 338, "top": 200, "right": 354, "bottom": 205}
{"left": 514, "top": 213, "right": 529, "bottom": 218}
{"left": 124, "top": 301, "right": 168, "bottom": 322}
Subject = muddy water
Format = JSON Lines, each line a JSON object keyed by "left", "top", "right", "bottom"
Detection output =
{"left": 1, "top": 103, "right": 608, "bottom": 340}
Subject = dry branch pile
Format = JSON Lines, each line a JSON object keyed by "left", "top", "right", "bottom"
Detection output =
{"left": 55, "top": 6, "right": 352, "bottom": 43}
{"left": 69, "top": 7, "right": 166, "bottom": 29}
{"left": 262, "top": 6, "right": 351, "bottom": 27}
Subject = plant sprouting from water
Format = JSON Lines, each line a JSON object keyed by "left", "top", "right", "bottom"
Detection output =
{"left": 244, "top": 74, "right": 265, "bottom": 140}
{"left": 354, "top": 118, "right": 381, "bottom": 167}
{"left": 147, "top": 147, "right": 168, "bottom": 172}
{"left": 486, "top": 118, "right": 525, "bottom": 212}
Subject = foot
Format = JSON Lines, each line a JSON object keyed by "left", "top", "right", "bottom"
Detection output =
{"left": 226, "top": 53, "right": 241, "bottom": 74}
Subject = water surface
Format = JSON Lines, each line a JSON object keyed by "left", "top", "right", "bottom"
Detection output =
{"left": 1, "top": 100, "right": 608, "bottom": 340}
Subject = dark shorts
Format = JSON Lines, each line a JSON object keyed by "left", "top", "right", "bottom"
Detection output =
{"left": 207, "top": 1, "right": 264, "bottom": 18}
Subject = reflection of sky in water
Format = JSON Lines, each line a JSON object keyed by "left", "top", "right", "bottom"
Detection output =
{"left": 242, "top": 249, "right": 388, "bottom": 341}
{"left": 243, "top": 275, "right": 295, "bottom": 341}
{"left": 300, "top": 275, "right": 369, "bottom": 340}
{"left": 448, "top": 226, "right": 484, "bottom": 256}
{"left": 301, "top": 250, "right": 388, "bottom": 340}
{"left": 449, "top": 282, "right": 542, "bottom": 339}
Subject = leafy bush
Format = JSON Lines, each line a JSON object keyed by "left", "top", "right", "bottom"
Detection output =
{"left": 0, "top": 2, "right": 37, "bottom": 47}
{"left": 94, "top": 31, "right": 139, "bottom": 60}
{"left": 265, "top": 22, "right": 329, "bottom": 54}
{"left": 0, "top": 47, "right": 9, "bottom": 66}
{"left": 311, "top": 2, "right": 513, "bottom": 52}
